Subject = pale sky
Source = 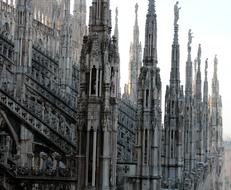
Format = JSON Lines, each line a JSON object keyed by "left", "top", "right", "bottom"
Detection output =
{"left": 72, "top": 0, "right": 231, "bottom": 139}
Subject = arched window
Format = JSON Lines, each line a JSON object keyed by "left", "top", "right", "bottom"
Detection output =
{"left": 146, "top": 89, "right": 149, "bottom": 108}
{"left": 88, "top": 128, "right": 94, "bottom": 184}
{"left": 98, "top": 70, "right": 101, "bottom": 96}
{"left": 91, "top": 66, "right": 96, "bottom": 95}
{"left": 144, "top": 129, "right": 148, "bottom": 164}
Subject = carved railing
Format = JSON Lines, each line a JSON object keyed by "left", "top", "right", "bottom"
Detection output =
{"left": 0, "top": 162, "right": 76, "bottom": 183}
{"left": 0, "top": 33, "right": 78, "bottom": 113}
{"left": 16, "top": 167, "right": 75, "bottom": 180}
{"left": 25, "top": 74, "right": 77, "bottom": 121}
{"left": 0, "top": 89, "right": 75, "bottom": 154}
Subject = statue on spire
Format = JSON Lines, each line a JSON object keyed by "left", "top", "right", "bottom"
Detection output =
{"left": 198, "top": 44, "right": 202, "bottom": 60}
{"left": 205, "top": 58, "right": 208, "bottom": 74}
{"left": 135, "top": 3, "right": 138, "bottom": 16}
{"left": 214, "top": 55, "right": 218, "bottom": 74}
{"left": 214, "top": 55, "right": 218, "bottom": 65}
{"left": 116, "top": 7, "right": 118, "bottom": 24}
{"left": 148, "top": 0, "right": 156, "bottom": 14}
{"left": 188, "top": 29, "right": 193, "bottom": 53}
{"left": 174, "top": 1, "right": 181, "bottom": 26}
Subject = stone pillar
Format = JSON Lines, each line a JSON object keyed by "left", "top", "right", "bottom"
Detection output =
{"left": 20, "top": 125, "right": 33, "bottom": 167}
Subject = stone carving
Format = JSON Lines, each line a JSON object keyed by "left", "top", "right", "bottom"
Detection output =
{"left": 174, "top": 1, "right": 180, "bottom": 26}
{"left": 198, "top": 44, "right": 201, "bottom": 60}
{"left": 188, "top": 29, "right": 193, "bottom": 53}
{"left": 205, "top": 58, "right": 208, "bottom": 73}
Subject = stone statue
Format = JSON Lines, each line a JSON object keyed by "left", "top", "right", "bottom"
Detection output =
{"left": 135, "top": 3, "right": 138, "bottom": 16}
{"left": 188, "top": 29, "right": 193, "bottom": 53}
{"left": 205, "top": 58, "right": 208, "bottom": 73}
{"left": 198, "top": 44, "right": 201, "bottom": 60}
{"left": 214, "top": 55, "right": 218, "bottom": 73}
{"left": 214, "top": 55, "right": 218, "bottom": 65}
{"left": 116, "top": 7, "right": 118, "bottom": 20}
{"left": 174, "top": 1, "right": 180, "bottom": 26}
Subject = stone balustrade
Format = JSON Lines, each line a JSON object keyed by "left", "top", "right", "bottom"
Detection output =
{"left": 0, "top": 89, "right": 75, "bottom": 154}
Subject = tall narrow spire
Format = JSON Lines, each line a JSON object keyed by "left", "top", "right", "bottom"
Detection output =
{"left": 213, "top": 55, "right": 218, "bottom": 81}
{"left": 15, "top": 0, "right": 33, "bottom": 99}
{"left": 212, "top": 55, "right": 219, "bottom": 96}
{"left": 72, "top": 0, "right": 87, "bottom": 64}
{"left": 77, "top": 0, "right": 119, "bottom": 189}
{"left": 148, "top": 0, "right": 156, "bottom": 14}
{"left": 135, "top": 1, "right": 162, "bottom": 189}
{"left": 127, "top": 3, "right": 142, "bottom": 103}
{"left": 15, "top": 0, "right": 33, "bottom": 72}
{"left": 210, "top": 55, "right": 222, "bottom": 153}
{"left": 134, "top": 3, "right": 139, "bottom": 44}
{"left": 59, "top": 0, "right": 73, "bottom": 91}
{"left": 163, "top": 2, "right": 184, "bottom": 186}
{"left": 170, "top": 1, "right": 181, "bottom": 89}
{"left": 203, "top": 58, "right": 208, "bottom": 102}
{"left": 195, "top": 44, "right": 202, "bottom": 101}
{"left": 185, "top": 29, "right": 193, "bottom": 96}
{"left": 203, "top": 58, "right": 209, "bottom": 159}
{"left": 143, "top": 0, "right": 157, "bottom": 66}
{"left": 89, "top": 0, "right": 111, "bottom": 33}
{"left": 114, "top": 7, "right": 118, "bottom": 38}
{"left": 184, "top": 29, "right": 195, "bottom": 173}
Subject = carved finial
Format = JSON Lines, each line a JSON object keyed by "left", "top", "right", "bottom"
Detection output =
{"left": 174, "top": 1, "right": 180, "bottom": 26}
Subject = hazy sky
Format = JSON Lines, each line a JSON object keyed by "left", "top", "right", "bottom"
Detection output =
{"left": 72, "top": 0, "right": 231, "bottom": 139}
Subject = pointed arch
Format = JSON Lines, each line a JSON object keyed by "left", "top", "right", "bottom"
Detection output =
{"left": 0, "top": 110, "right": 19, "bottom": 147}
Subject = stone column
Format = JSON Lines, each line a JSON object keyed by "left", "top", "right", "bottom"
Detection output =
{"left": 20, "top": 125, "right": 33, "bottom": 167}
{"left": 92, "top": 130, "right": 97, "bottom": 186}
{"left": 102, "top": 130, "right": 110, "bottom": 188}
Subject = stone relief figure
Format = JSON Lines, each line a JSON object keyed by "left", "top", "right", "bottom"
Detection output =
{"left": 174, "top": 1, "right": 180, "bottom": 26}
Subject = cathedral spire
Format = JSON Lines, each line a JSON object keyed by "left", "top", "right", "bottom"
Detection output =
{"left": 114, "top": 7, "right": 119, "bottom": 40}
{"left": 170, "top": 1, "right": 181, "bottom": 90}
{"left": 203, "top": 58, "right": 208, "bottom": 103}
{"left": 185, "top": 29, "right": 193, "bottom": 96}
{"left": 14, "top": 0, "right": 33, "bottom": 99}
{"left": 148, "top": 0, "right": 156, "bottom": 14}
{"left": 59, "top": 0, "right": 73, "bottom": 90}
{"left": 213, "top": 55, "right": 218, "bottom": 81}
{"left": 15, "top": 0, "right": 33, "bottom": 72}
{"left": 143, "top": 0, "right": 157, "bottom": 66}
{"left": 195, "top": 44, "right": 202, "bottom": 101}
{"left": 163, "top": 3, "right": 184, "bottom": 186}
{"left": 212, "top": 55, "right": 219, "bottom": 96}
{"left": 72, "top": 0, "right": 86, "bottom": 64}
{"left": 127, "top": 3, "right": 142, "bottom": 104}
{"left": 134, "top": 3, "right": 139, "bottom": 44}
{"left": 89, "top": 0, "right": 111, "bottom": 33}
